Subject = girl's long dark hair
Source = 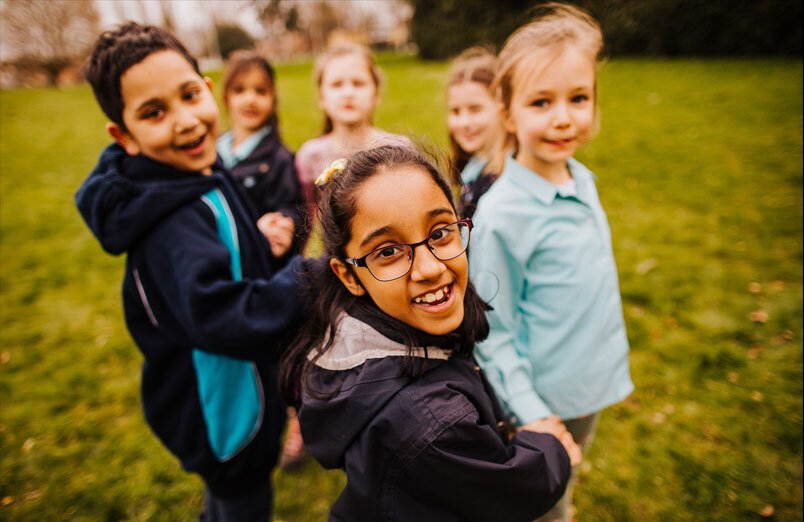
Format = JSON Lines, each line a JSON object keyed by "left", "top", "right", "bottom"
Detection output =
{"left": 280, "top": 145, "right": 490, "bottom": 406}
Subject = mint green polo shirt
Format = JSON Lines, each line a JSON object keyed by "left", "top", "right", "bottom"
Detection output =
{"left": 470, "top": 156, "right": 633, "bottom": 424}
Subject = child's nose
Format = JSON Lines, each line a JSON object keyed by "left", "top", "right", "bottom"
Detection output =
{"left": 552, "top": 102, "right": 571, "bottom": 127}
{"left": 409, "top": 244, "right": 446, "bottom": 281}
{"left": 174, "top": 108, "right": 199, "bottom": 133}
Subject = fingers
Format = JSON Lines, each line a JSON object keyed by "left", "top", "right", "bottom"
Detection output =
{"left": 560, "top": 431, "right": 582, "bottom": 466}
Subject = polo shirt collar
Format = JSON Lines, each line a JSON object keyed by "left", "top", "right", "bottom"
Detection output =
{"left": 503, "top": 155, "right": 593, "bottom": 206}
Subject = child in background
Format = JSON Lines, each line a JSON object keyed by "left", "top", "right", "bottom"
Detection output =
{"left": 218, "top": 50, "right": 304, "bottom": 257}
{"left": 284, "top": 42, "right": 409, "bottom": 468}
{"left": 281, "top": 145, "right": 579, "bottom": 522}
{"left": 76, "top": 23, "right": 305, "bottom": 521}
{"left": 295, "top": 43, "right": 409, "bottom": 217}
{"left": 446, "top": 47, "right": 500, "bottom": 219}
{"left": 470, "top": 4, "right": 634, "bottom": 521}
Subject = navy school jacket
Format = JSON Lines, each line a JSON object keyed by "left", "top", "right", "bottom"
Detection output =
{"left": 299, "top": 313, "right": 571, "bottom": 521}
{"left": 227, "top": 130, "right": 308, "bottom": 252}
{"left": 75, "top": 143, "right": 306, "bottom": 496}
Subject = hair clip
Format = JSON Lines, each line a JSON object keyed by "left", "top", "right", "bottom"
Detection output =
{"left": 315, "top": 158, "right": 347, "bottom": 186}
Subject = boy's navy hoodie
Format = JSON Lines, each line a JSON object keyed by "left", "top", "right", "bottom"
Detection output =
{"left": 75, "top": 143, "right": 304, "bottom": 496}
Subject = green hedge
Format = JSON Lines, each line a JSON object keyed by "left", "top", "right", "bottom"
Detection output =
{"left": 409, "top": 0, "right": 803, "bottom": 59}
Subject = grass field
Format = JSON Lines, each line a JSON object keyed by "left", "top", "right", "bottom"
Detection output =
{"left": 1, "top": 53, "right": 801, "bottom": 521}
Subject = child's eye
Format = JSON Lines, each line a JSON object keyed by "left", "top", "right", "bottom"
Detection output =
{"left": 531, "top": 99, "right": 549, "bottom": 108}
{"left": 256, "top": 88, "right": 270, "bottom": 96}
{"left": 429, "top": 224, "right": 456, "bottom": 245}
{"left": 571, "top": 94, "right": 590, "bottom": 104}
{"left": 183, "top": 89, "right": 200, "bottom": 102}
{"left": 368, "top": 245, "right": 407, "bottom": 266}
{"left": 141, "top": 108, "right": 164, "bottom": 120}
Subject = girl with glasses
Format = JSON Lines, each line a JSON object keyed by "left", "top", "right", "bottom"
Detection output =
{"left": 280, "top": 145, "right": 579, "bottom": 521}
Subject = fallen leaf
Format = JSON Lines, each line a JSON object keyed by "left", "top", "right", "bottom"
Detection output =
{"left": 760, "top": 504, "right": 775, "bottom": 517}
{"left": 21, "top": 438, "right": 34, "bottom": 454}
{"left": 747, "top": 346, "right": 764, "bottom": 359}
{"left": 1, "top": 497, "right": 13, "bottom": 506}
{"left": 636, "top": 258, "right": 659, "bottom": 275}
{"left": 748, "top": 281, "right": 762, "bottom": 293}
{"left": 727, "top": 490, "right": 737, "bottom": 501}
{"left": 751, "top": 391, "right": 764, "bottom": 402}
{"left": 770, "top": 280, "right": 785, "bottom": 291}
{"left": 728, "top": 372, "right": 739, "bottom": 384}
{"left": 749, "top": 310, "right": 769, "bottom": 323}
{"left": 664, "top": 316, "right": 678, "bottom": 328}
{"left": 0, "top": 352, "right": 9, "bottom": 365}
{"left": 651, "top": 412, "right": 666, "bottom": 424}
{"left": 782, "top": 330, "right": 795, "bottom": 340}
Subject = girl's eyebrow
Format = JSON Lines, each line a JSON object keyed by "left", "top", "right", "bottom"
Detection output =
{"left": 358, "top": 207, "right": 455, "bottom": 248}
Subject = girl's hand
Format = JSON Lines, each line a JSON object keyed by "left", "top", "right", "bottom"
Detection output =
{"left": 519, "top": 415, "right": 582, "bottom": 466}
{"left": 258, "top": 212, "right": 295, "bottom": 257}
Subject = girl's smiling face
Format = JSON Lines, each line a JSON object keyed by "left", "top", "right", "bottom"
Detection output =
{"left": 331, "top": 166, "right": 468, "bottom": 335}
{"left": 447, "top": 81, "right": 498, "bottom": 155}
{"left": 225, "top": 65, "right": 275, "bottom": 133}
{"left": 505, "top": 45, "right": 596, "bottom": 179}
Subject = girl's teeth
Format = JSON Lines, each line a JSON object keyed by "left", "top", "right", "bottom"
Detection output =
{"left": 414, "top": 285, "right": 451, "bottom": 305}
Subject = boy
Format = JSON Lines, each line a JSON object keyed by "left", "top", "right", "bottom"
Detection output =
{"left": 75, "top": 22, "right": 301, "bottom": 521}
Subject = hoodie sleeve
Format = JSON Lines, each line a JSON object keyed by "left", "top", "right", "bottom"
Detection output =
{"left": 134, "top": 202, "right": 305, "bottom": 360}
{"left": 399, "top": 410, "right": 570, "bottom": 521}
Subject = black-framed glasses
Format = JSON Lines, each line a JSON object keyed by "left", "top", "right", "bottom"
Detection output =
{"left": 345, "top": 219, "right": 473, "bottom": 282}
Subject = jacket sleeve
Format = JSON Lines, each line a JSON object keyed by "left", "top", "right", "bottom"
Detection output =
{"left": 400, "top": 410, "right": 571, "bottom": 521}
{"left": 136, "top": 202, "right": 305, "bottom": 360}
{"left": 472, "top": 220, "right": 553, "bottom": 424}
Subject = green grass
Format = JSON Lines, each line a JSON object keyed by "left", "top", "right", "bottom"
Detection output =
{"left": 1, "top": 54, "right": 801, "bottom": 521}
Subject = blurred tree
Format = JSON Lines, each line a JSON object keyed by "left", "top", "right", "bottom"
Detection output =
{"left": 216, "top": 23, "right": 256, "bottom": 59}
{"left": 0, "top": 0, "right": 100, "bottom": 85}
{"left": 407, "top": 0, "right": 803, "bottom": 59}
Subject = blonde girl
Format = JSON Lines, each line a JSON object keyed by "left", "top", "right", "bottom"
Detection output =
{"left": 446, "top": 47, "right": 500, "bottom": 218}
{"left": 217, "top": 50, "right": 302, "bottom": 257}
{"left": 295, "top": 43, "right": 409, "bottom": 216}
{"left": 470, "top": 4, "right": 634, "bottom": 521}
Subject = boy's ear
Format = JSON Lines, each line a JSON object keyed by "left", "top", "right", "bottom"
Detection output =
{"left": 106, "top": 122, "right": 141, "bottom": 156}
{"left": 204, "top": 77, "right": 214, "bottom": 91}
{"left": 330, "top": 258, "right": 366, "bottom": 296}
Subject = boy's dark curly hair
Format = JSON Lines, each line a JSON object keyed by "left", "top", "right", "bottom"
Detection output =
{"left": 84, "top": 22, "right": 201, "bottom": 130}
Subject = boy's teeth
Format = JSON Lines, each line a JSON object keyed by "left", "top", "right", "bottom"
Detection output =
{"left": 435, "top": 289, "right": 444, "bottom": 300}
{"left": 425, "top": 293, "right": 436, "bottom": 303}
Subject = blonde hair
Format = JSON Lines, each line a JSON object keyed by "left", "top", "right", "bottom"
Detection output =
{"left": 314, "top": 43, "right": 383, "bottom": 134}
{"left": 446, "top": 47, "right": 497, "bottom": 182}
{"left": 487, "top": 2, "right": 603, "bottom": 174}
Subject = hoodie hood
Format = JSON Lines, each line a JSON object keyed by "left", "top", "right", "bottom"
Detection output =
{"left": 298, "top": 313, "right": 451, "bottom": 469}
{"left": 75, "top": 143, "right": 219, "bottom": 255}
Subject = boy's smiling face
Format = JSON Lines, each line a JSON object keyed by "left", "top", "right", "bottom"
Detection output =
{"left": 108, "top": 50, "right": 219, "bottom": 173}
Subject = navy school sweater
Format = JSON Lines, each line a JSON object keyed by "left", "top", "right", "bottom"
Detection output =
{"left": 75, "top": 143, "right": 306, "bottom": 496}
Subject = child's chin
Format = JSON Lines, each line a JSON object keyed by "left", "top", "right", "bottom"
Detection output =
{"left": 418, "top": 309, "right": 465, "bottom": 336}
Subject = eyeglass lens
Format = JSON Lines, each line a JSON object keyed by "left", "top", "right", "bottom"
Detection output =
{"left": 365, "top": 221, "right": 471, "bottom": 281}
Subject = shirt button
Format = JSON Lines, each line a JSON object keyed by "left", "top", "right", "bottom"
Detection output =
{"left": 474, "top": 365, "right": 481, "bottom": 372}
